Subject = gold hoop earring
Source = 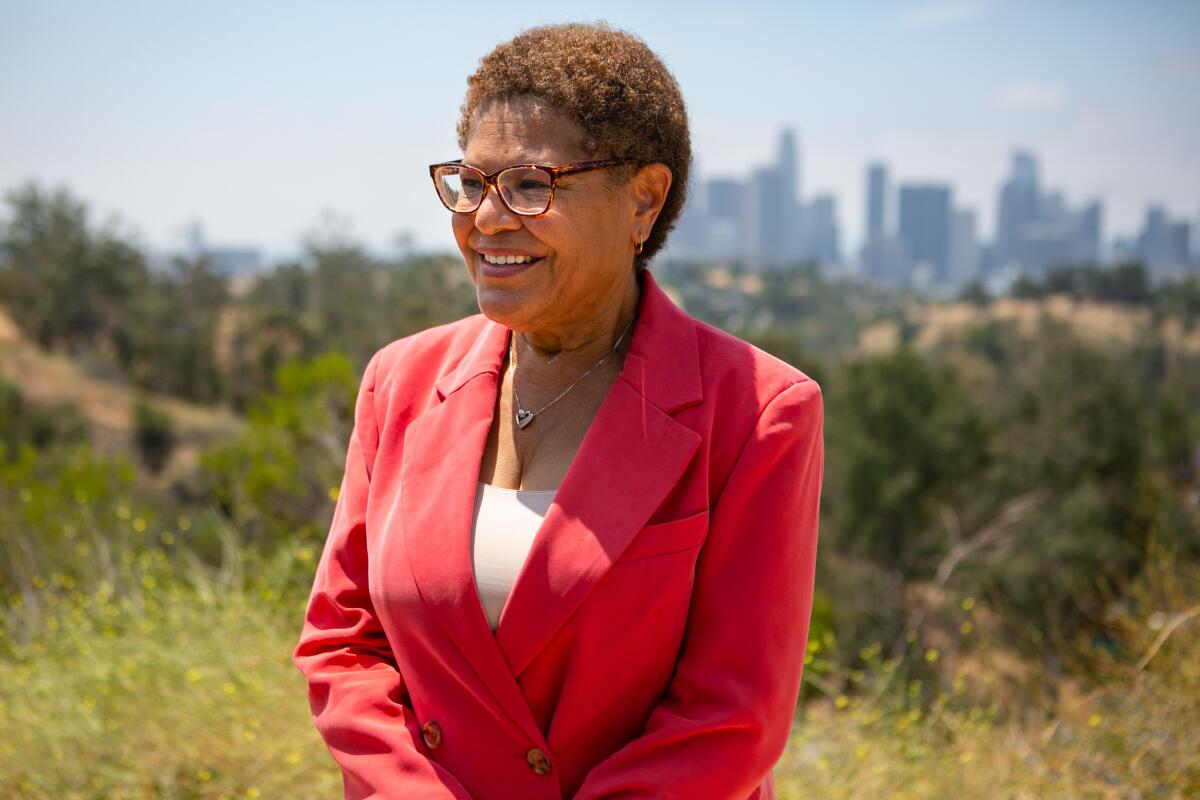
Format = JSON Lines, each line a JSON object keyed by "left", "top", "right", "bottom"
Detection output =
{"left": 634, "top": 239, "right": 645, "bottom": 255}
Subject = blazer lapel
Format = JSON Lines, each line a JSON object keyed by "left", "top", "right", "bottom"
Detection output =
{"left": 495, "top": 374, "right": 701, "bottom": 677}
{"left": 401, "top": 270, "right": 704, "bottom": 741}
{"left": 401, "top": 323, "right": 549, "bottom": 744}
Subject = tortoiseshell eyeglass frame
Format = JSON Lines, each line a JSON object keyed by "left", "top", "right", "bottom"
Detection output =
{"left": 428, "top": 158, "right": 641, "bottom": 217}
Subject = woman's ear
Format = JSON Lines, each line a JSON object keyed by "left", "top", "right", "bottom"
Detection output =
{"left": 631, "top": 163, "right": 673, "bottom": 241}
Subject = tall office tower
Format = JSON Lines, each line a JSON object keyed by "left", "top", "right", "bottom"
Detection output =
{"left": 861, "top": 162, "right": 894, "bottom": 283}
{"left": 899, "top": 184, "right": 953, "bottom": 289}
{"left": 1136, "top": 206, "right": 1194, "bottom": 281}
{"left": 777, "top": 128, "right": 804, "bottom": 261}
{"left": 803, "top": 195, "right": 840, "bottom": 267}
{"left": 950, "top": 209, "right": 979, "bottom": 289}
{"left": 1013, "top": 151, "right": 1037, "bottom": 184}
{"left": 746, "top": 128, "right": 804, "bottom": 268}
{"left": 995, "top": 150, "right": 1041, "bottom": 269}
{"left": 747, "top": 164, "right": 790, "bottom": 268}
{"left": 866, "top": 162, "right": 888, "bottom": 238}
{"left": 1167, "top": 222, "right": 1192, "bottom": 273}
{"left": 1041, "top": 190, "right": 1066, "bottom": 224}
{"left": 1075, "top": 201, "right": 1104, "bottom": 263}
{"left": 705, "top": 177, "right": 748, "bottom": 261}
{"left": 778, "top": 128, "right": 800, "bottom": 209}
{"left": 1138, "top": 206, "right": 1172, "bottom": 278}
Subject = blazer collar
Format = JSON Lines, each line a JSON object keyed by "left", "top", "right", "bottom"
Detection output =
{"left": 433, "top": 269, "right": 703, "bottom": 414}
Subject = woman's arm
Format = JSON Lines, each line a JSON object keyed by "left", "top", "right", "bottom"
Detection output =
{"left": 573, "top": 378, "right": 825, "bottom": 800}
{"left": 293, "top": 351, "right": 473, "bottom": 800}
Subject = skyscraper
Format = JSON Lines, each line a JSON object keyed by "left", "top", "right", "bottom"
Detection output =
{"left": 1074, "top": 201, "right": 1104, "bottom": 263}
{"left": 899, "top": 184, "right": 953, "bottom": 288}
{"left": 950, "top": 209, "right": 979, "bottom": 289}
{"left": 705, "top": 177, "right": 748, "bottom": 261}
{"left": 803, "top": 195, "right": 840, "bottom": 266}
{"left": 747, "top": 129, "right": 803, "bottom": 268}
{"left": 780, "top": 128, "right": 805, "bottom": 261}
{"left": 995, "top": 150, "right": 1041, "bottom": 268}
{"left": 747, "top": 165, "right": 788, "bottom": 268}
{"left": 866, "top": 163, "right": 887, "bottom": 238}
{"left": 861, "top": 162, "right": 907, "bottom": 285}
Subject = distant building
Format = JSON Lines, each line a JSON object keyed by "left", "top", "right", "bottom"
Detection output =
{"left": 950, "top": 209, "right": 979, "bottom": 289}
{"left": 898, "top": 184, "right": 953, "bottom": 289}
{"left": 181, "top": 223, "right": 263, "bottom": 278}
{"left": 995, "top": 150, "right": 1041, "bottom": 270}
{"left": 861, "top": 162, "right": 906, "bottom": 286}
{"left": 861, "top": 236, "right": 907, "bottom": 287}
{"left": 668, "top": 180, "right": 707, "bottom": 256}
{"left": 1075, "top": 201, "right": 1104, "bottom": 263}
{"left": 747, "top": 164, "right": 790, "bottom": 268}
{"left": 802, "top": 195, "right": 840, "bottom": 266}
{"left": 704, "top": 177, "right": 748, "bottom": 261}
{"left": 744, "top": 129, "right": 805, "bottom": 269}
{"left": 992, "top": 150, "right": 1107, "bottom": 279}
{"left": 866, "top": 162, "right": 887, "bottom": 238}
{"left": 1135, "top": 205, "right": 1194, "bottom": 281}
{"left": 1167, "top": 222, "right": 1191, "bottom": 270}
{"left": 205, "top": 247, "right": 263, "bottom": 278}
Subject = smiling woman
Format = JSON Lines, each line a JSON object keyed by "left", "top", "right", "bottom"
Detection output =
{"left": 293, "top": 21, "right": 824, "bottom": 800}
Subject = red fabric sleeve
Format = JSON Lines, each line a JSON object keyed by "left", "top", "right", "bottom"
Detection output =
{"left": 292, "top": 351, "right": 474, "bottom": 800}
{"left": 573, "top": 379, "right": 825, "bottom": 799}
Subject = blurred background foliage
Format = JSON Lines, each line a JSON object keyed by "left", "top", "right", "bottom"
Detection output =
{"left": 2, "top": 181, "right": 1198, "bottom": 797}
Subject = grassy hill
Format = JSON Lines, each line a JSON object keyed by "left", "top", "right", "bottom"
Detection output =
{"left": 0, "top": 307, "right": 243, "bottom": 488}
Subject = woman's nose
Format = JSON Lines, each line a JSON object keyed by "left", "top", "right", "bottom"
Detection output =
{"left": 473, "top": 187, "right": 523, "bottom": 235}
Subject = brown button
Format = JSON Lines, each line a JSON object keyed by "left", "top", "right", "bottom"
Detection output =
{"left": 421, "top": 720, "right": 443, "bottom": 750}
{"left": 526, "top": 747, "right": 552, "bottom": 775}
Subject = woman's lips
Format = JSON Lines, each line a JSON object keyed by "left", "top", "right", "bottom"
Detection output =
{"left": 477, "top": 252, "right": 543, "bottom": 278}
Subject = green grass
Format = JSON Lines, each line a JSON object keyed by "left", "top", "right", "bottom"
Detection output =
{"left": 1, "top": 546, "right": 1197, "bottom": 799}
{"left": 775, "top": 557, "right": 1200, "bottom": 799}
{"left": 0, "top": 548, "right": 342, "bottom": 800}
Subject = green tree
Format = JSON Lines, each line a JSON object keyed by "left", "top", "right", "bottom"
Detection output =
{"left": 824, "top": 346, "right": 991, "bottom": 577}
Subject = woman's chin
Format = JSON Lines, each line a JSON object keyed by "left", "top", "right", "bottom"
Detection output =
{"left": 475, "top": 285, "right": 544, "bottom": 330}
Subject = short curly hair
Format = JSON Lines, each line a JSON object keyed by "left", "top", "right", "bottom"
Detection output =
{"left": 456, "top": 22, "right": 691, "bottom": 270}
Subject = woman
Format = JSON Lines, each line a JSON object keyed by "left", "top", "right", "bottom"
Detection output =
{"left": 293, "top": 22, "right": 824, "bottom": 800}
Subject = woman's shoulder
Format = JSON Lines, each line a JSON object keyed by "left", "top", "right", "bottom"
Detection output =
{"left": 689, "top": 316, "right": 820, "bottom": 415}
{"left": 365, "top": 314, "right": 493, "bottom": 401}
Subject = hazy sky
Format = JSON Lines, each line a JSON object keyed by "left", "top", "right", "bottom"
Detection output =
{"left": 2, "top": 0, "right": 1198, "bottom": 263}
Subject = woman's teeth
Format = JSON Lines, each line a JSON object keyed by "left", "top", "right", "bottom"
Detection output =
{"left": 482, "top": 254, "right": 536, "bottom": 265}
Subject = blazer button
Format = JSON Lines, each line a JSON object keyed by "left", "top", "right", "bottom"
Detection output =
{"left": 421, "top": 720, "right": 443, "bottom": 750}
{"left": 526, "top": 747, "right": 552, "bottom": 775}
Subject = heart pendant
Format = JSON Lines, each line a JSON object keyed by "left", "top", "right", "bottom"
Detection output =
{"left": 515, "top": 410, "right": 535, "bottom": 428}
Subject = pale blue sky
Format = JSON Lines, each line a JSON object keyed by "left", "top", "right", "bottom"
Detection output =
{"left": 2, "top": 0, "right": 1197, "bottom": 262}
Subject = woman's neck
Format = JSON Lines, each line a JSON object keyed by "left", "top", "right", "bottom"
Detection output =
{"left": 513, "top": 273, "right": 641, "bottom": 378}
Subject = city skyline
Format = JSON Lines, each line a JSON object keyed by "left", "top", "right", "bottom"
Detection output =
{"left": 673, "top": 129, "right": 1195, "bottom": 294}
{"left": 2, "top": 1, "right": 1198, "bottom": 263}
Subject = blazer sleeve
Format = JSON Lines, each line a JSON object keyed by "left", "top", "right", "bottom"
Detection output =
{"left": 292, "top": 350, "right": 474, "bottom": 800}
{"left": 573, "top": 378, "right": 824, "bottom": 800}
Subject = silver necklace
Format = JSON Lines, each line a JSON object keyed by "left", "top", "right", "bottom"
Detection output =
{"left": 510, "top": 310, "right": 637, "bottom": 429}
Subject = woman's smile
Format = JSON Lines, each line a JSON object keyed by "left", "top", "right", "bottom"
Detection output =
{"left": 475, "top": 248, "right": 546, "bottom": 278}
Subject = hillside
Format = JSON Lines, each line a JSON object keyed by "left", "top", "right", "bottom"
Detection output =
{"left": 857, "top": 295, "right": 1200, "bottom": 356}
{"left": 0, "top": 308, "right": 243, "bottom": 487}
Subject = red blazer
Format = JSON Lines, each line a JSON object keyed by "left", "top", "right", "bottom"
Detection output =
{"left": 293, "top": 269, "right": 824, "bottom": 800}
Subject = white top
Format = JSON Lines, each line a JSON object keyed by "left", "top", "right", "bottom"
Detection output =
{"left": 470, "top": 482, "right": 557, "bottom": 632}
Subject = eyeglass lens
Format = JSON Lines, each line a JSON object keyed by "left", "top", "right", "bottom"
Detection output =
{"left": 434, "top": 165, "right": 554, "bottom": 214}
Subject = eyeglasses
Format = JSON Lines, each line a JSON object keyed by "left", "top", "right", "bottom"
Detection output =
{"left": 428, "top": 158, "right": 639, "bottom": 217}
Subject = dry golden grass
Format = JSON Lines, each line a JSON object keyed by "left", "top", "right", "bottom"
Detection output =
{"left": 856, "top": 296, "right": 1200, "bottom": 357}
